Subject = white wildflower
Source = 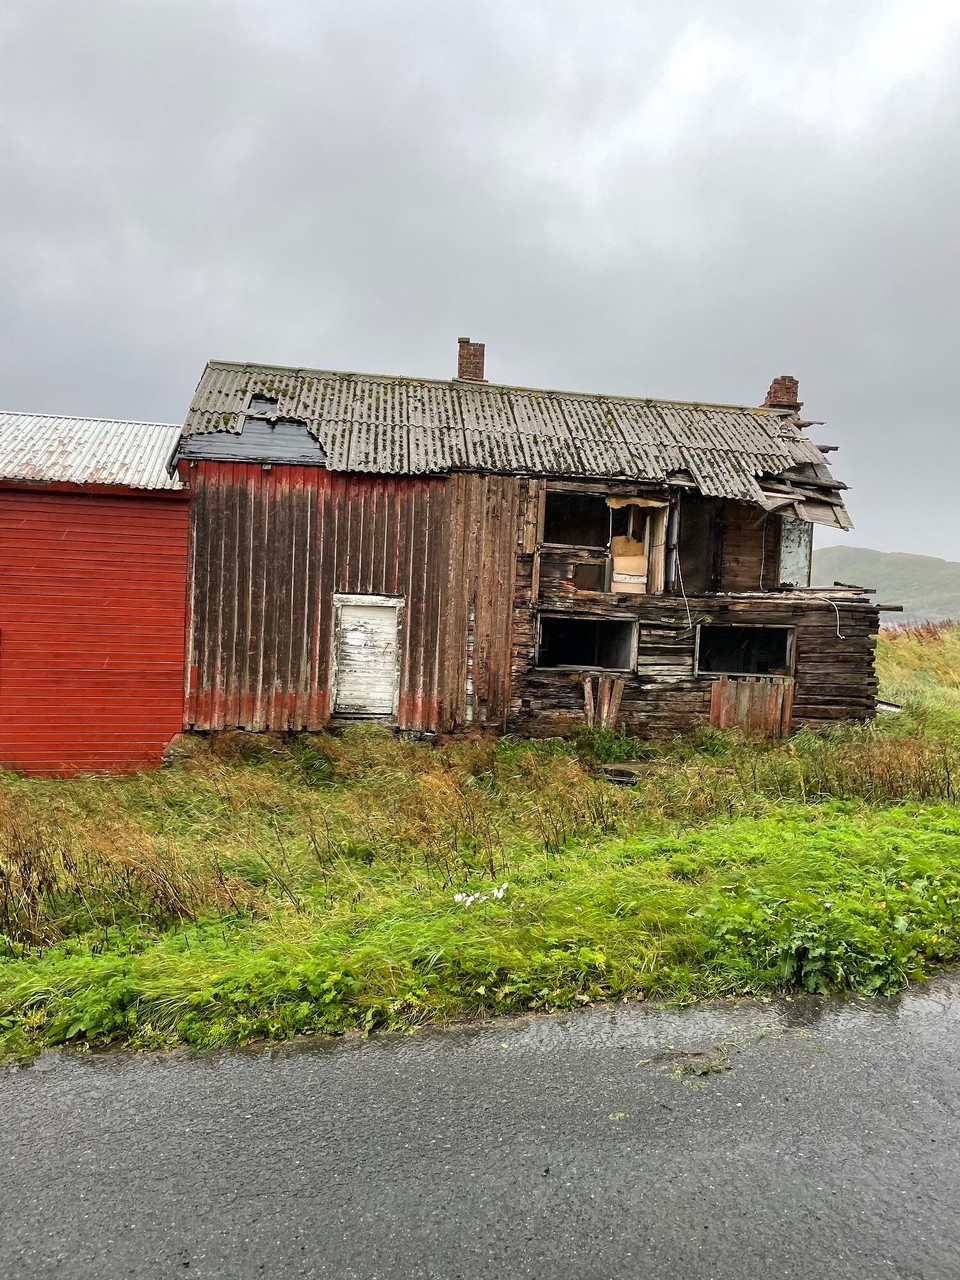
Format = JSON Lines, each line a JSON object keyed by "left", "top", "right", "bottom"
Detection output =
{"left": 453, "top": 881, "right": 509, "bottom": 907}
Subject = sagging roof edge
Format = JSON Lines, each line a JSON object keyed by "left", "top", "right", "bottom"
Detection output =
{"left": 178, "top": 448, "right": 852, "bottom": 531}
{"left": 177, "top": 359, "right": 851, "bottom": 530}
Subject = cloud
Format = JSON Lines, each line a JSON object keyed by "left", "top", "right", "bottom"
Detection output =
{"left": 1, "top": 0, "right": 958, "bottom": 555}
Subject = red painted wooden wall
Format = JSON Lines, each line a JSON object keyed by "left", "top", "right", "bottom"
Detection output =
{"left": 0, "top": 487, "right": 190, "bottom": 775}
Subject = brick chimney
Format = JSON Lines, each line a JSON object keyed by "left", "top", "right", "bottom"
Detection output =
{"left": 456, "top": 337, "right": 486, "bottom": 382}
{"left": 762, "top": 375, "right": 802, "bottom": 411}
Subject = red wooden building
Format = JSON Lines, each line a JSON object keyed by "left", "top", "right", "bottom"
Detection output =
{"left": 0, "top": 412, "right": 189, "bottom": 775}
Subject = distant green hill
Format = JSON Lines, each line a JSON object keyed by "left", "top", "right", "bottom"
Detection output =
{"left": 813, "top": 546, "right": 960, "bottom": 625}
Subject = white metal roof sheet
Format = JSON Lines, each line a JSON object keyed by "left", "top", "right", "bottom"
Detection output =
{"left": 0, "top": 412, "right": 183, "bottom": 491}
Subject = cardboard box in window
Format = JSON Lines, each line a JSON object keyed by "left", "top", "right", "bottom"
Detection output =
{"left": 610, "top": 535, "right": 647, "bottom": 595}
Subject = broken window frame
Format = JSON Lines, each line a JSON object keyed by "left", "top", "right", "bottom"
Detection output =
{"left": 694, "top": 623, "right": 796, "bottom": 679}
{"left": 608, "top": 496, "right": 669, "bottom": 595}
{"left": 777, "top": 514, "right": 813, "bottom": 588}
{"left": 674, "top": 494, "right": 723, "bottom": 594}
{"left": 541, "top": 489, "right": 611, "bottom": 548}
{"left": 536, "top": 612, "right": 638, "bottom": 672}
{"left": 538, "top": 484, "right": 669, "bottom": 597}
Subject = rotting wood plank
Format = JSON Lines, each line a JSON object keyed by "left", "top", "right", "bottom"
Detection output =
{"left": 290, "top": 468, "right": 311, "bottom": 729}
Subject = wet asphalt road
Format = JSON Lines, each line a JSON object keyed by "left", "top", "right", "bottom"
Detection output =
{"left": 3, "top": 979, "right": 960, "bottom": 1280}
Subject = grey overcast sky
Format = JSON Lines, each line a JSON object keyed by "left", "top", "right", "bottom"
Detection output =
{"left": 1, "top": 1, "right": 958, "bottom": 557}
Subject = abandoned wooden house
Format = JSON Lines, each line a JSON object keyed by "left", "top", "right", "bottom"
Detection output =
{"left": 176, "top": 339, "right": 879, "bottom": 741}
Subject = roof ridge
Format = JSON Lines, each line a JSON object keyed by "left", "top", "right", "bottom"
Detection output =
{"left": 203, "top": 360, "right": 787, "bottom": 417}
{"left": 0, "top": 410, "right": 180, "bottom": 429}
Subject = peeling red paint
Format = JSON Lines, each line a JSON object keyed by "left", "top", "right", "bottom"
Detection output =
{"left": 186, "top": 462, "right": 521, "bottom": 734}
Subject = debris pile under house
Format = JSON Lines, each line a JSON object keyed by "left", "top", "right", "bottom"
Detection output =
{"left": 0, "top": 339, "right": 884, "bottom": 773}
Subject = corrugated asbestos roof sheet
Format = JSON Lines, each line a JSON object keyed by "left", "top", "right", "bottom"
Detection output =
{"left": 0, "top": 413, "right": 183, "bottom": 491}
{"left": 181, "top": 361, "right": 850, "bottom": 523}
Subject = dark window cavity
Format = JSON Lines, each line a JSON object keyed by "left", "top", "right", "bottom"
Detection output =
{"left": 696, "top": 625, "right": 793, "bottom": 676}
{"left": 677, "top": 495, "right": 722, "bottom": 593}
{"left": 247, "top": 394, "right": 279, "bottom": 416}
{"left": 543, "top": 492, "right": 612, "bottom": 547}
{"left": 538, "top": 615, "right": 636, "bottom": 670}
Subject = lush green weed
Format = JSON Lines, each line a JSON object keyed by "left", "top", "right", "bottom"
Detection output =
{"left": 3, "top": 797, "right": 960, "bottom": 1057}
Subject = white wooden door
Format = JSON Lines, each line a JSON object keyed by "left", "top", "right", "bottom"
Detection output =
{"left": 333, "top": 597, "right": 401, "bottom": 717}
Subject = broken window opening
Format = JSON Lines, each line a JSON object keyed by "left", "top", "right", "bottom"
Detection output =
{"left": 777, "top": 515, "right": 813, "bottom": 588}
{"left": 609, "top": 505, "right": 649, "bottom": 594}
{"left": 247, "top": 394, "right": 279, "bottom": 416}
{"left": 540, "top": 490, "right": 669, "bottom": 596}
{"left": 537, "top": 615, "right": 636, "bottom": 671}
{"left": 609, "top": 499, "right": 668, "bottom": 595}
{"left": 542, "top": 491, "right": 611, "bottom": 547}
{"left": 696, "top": 625, "right": 794, "bottom": 677}
{"left": 676, "top": 495, "right": 722, "bottom": 594}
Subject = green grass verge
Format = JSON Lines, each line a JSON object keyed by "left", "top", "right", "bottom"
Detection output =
{"left": 1, "top": 624, "right": 959, "bottom": 1058}
{"left": 4, "top": 803, "right": 960, "bottom": 1058}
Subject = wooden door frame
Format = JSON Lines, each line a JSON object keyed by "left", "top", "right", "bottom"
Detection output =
{"left": 331, "top": 593, "right": 405, "bottom": 719}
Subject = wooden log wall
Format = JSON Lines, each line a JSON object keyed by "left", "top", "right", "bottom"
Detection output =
{"left": 510, "top": 574, "right": 879, "bottom": 738}
{"left": 184, "top": 462, "right": 530, "bottom": 733}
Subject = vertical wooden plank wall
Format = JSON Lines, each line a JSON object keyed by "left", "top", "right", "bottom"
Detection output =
{"left": 720, "top": 502, "right": 782, "bottom": 591}
{"left": 184, "top": 463, "right": 526, "bottom": 733}
{"left": 186, "top": 467, "right": 879, "bottom": 740}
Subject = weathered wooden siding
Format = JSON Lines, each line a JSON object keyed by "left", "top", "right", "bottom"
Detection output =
{"left": 184, "top": 462, "right": 529, "bottom": 732}
{"left": 510, "top": 587, "right": 878, "bottom": 737}
{"left": 720, "top": 501, "right": 782, "bottom": 591}
{"left": 187, "top": 463, "right": 877, "bottom": 741}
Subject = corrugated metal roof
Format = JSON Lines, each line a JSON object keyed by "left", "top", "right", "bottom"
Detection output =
{"left": 180, "top": 361, "right": 850, "bottom": 522}
{"left": 0, "top": 413, "right": 183, "bottom": 491}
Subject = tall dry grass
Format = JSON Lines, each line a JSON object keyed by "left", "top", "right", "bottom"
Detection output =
{"left": 876, "top": 621, "right": 960, "bottom": 712}
{"left": 0, "top": 792, "right": 259, "bottom": 955}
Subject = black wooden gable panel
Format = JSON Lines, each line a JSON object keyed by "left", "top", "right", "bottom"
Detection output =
{"left": 179, "top": 418, "right": 327, "bottom": 466}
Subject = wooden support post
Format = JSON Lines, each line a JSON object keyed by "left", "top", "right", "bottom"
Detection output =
{"left": 606, "top": 677, "right": 624, "bottom": 729}
{"left": 583, "top": 676, "right": 595, "bottom": 728}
